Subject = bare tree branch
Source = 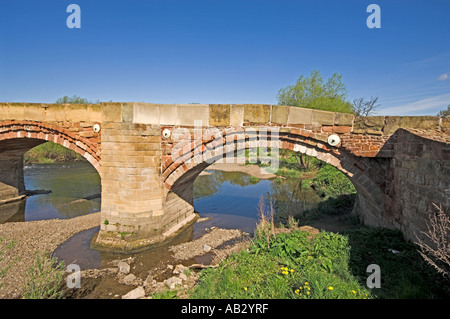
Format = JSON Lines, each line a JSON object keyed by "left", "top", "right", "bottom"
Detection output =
{"left": 415, "top": 203, "right": 450, "bottom": 277}
{"left": 352, "top": 96, "right": 380, "bottom": 117}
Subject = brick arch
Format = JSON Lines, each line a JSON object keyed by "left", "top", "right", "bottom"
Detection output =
{"left": 160, "top": 127, "right": 386, "bottom": 223}
{"left": 0, "top": 120, "right": 101, "bottom": 172}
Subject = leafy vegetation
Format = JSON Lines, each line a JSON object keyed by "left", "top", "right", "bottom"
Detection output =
{"left": 308, "top": 164, "right": 356, "bottom": 199}
{"left": 277, "top": 70, "right": 354, "bottom": 113}
{"left": 188, "top": 224, "right": 450, "bottom": 299}
{"left": 190, "top": 229, "right": 370, "bottom": 299}
{"left": 55, "top": 95, "right": 99, "bottom": 104}
{"left": 24, "top": 141, "right": 83, "bottom": 164}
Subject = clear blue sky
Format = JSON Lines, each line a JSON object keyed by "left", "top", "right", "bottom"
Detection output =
{"left": 1, "top": 0, "right": 449, "bottom": 115}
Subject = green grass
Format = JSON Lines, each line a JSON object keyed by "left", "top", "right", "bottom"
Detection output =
{"left": 188, "top": 226, "right": 450, "bottom": 299}
{"left": 190, "top": 229, "right": 371, "bottom": 299}
{"left": 23, "top": 251, "right": 65, "bottom": 299}
{"left": 344, "top": 227, "right": 450, "bottom": 299}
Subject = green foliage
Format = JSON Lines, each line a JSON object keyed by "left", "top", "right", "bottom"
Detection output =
{"left": 24, "top": 141, "right": 83, "bottom": 164}
{"left": 309, "top": 164, "right": 356, "bottom": 199}
{"left": 191, "top": 229, "right": 369, "bottom": 299}
{"left": 151, "top": 289, "right": 179, "bottom": 299}
{"left": 277, "top": 70, "right": 354, "bottom": 113}
{"left": 55, "top": 95, "right": 99, "bottom": 104}
{"left": 23, "top": 252, "right": 65, "bottom": 299}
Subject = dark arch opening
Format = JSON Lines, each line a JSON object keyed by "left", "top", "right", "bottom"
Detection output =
{"left": 163, "top": 128, "right": 387, "bottom": 235}
{"left": 0, "top": 138, "right": 101, "bottom": 223}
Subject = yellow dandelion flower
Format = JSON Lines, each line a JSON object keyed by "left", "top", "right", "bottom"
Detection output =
{"left": 304, "top": 282, "right": 308, "bottom": 285}
{"left": 328, "top": 286, "right": 334, "bottom": 291}
{"left": 300, "top": 287, "right": 303, "bottom": 290}
{"left": 306, "top": 291, "right": 310, "bottom": 295}
{"left": 244, "top": 287, "right": 247, "bottom": 291}
{"left": 352, "top": 290, "right": 356, "bottom": 294}
{"left": 295, "top": 289, "right": 299, "bottom": 294}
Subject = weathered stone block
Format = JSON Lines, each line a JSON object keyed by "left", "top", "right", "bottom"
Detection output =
{"left": 88, "top": 104, "right": 102, "bottom": 122}
{"left": 230, "top": 105, "right": 244, "bottom": 126}
{"left": 312, "top": 110, "right": 335, "bottom": 126}
{"left": 209, "top": 104, "right": 230, "bottom": 126}
{"left": 5, "top": 105, "right": 25, "bottom": 120}
{"left": 288, "top": 107, "right": 312, "bottom": 125}
{"left": 243, "top": 104, "right": 271, "bottom": 123}
{"left": 121, "top": 103, "right": 134, "bottom": 123}
{"left": 354, "top": 116, "right": 385, "bottom": 134}
{"left": 271, "top": 105, "right": 289, "bottom": 124}
{"left": 384, "top": 116, "right": 440, "bottom": 135}
{"left": 24, "top": 105, "right": 46, "bottom": 121}
{"left": 177, "top": 104, "right": 209, "bottom": 126}
{"left": 334, "top": 112, "right": 354, "bottom": 126}
{"left": 132, "top": 103, "right": 160, "bottom": 124}
{"left": 102, "top": 103, "right": 122, "bottom": 122}
{"left": 65, "top": 104, "right": 89, "bottom": 121}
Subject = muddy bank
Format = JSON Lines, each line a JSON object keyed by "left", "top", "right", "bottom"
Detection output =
{"left": 0, "top": 212, "right": 101, "bottom": 298}
{"left": 201, "top": 162, "right": 277, "bottom": 179}
{"left": 61, "top": 226, "right": 250, "bottom": 299}
{"left": 0, "top": 209, "right": 250, "bottom": 299}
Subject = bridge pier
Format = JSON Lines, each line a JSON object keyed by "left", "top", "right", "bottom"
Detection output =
{"left": 94, "top": 104, "right": 198, "bottom": 251}
{"left": 0, "top": 139, "right": 44, "bottom": 203}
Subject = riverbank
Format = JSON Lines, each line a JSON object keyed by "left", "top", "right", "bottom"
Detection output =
{"left": 202, "top": 162, "right": 277, "bottom": 179}
{"left": 24, "top": 141, "right": 83, "bottom": 164}
{"left": 0, "top": 212, "right": 101, "bottom": 298}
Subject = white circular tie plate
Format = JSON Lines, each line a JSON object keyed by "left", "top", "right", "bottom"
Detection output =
{"left": 162, "top": 128, "right": 171, "bottom": 139}
{"left": 93, "top": 124, "right": 101, "bottom": 133}
{"left": 327, "top": 134, "right": 340, "bottom": 146}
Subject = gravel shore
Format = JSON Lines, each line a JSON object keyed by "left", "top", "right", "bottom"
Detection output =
{"left": 0, "top": 212, "right": 101, "bottom": 298}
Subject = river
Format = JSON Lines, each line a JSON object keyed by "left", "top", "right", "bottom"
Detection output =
{"left": 1, "top": 161, "right": 323, "bottom": 275}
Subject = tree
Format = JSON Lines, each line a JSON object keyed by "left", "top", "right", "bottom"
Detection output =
{"left": 277, "top": 70, "right": 353, "bottom": 113}
{"left": 56, "top": 95, "right": 99, "bottom": 104}
{"left": 437, "top": 105, "right": 450, "bottom": 117}
{"left": 352, "top": 96, "right": 380, "bottom": 117}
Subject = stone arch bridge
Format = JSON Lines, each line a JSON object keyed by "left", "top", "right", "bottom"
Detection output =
{"left": 0, "top": 102, "right": 449, "bottom": 250}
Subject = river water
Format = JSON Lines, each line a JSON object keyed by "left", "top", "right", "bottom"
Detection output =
{"left": 1, "top": 161, "right": 322, "bottom": 273}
